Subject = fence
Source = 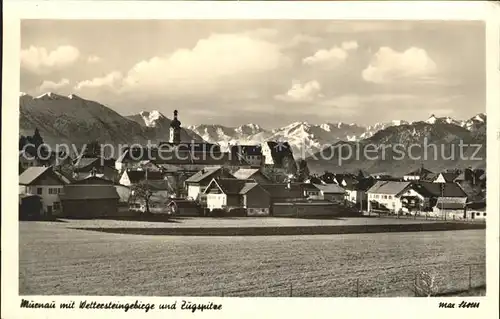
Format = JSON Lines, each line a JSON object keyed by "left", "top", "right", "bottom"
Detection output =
{"left": 364, "top": 211, "right": 487, "bottom": 223}
{"left": 216, "top": 263, "right": 486, "bottom": 297}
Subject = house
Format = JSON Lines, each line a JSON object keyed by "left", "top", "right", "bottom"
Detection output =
{"left": 333, "top": 174, "right": 355, "bottom": 187}
{"left": 19, "top": 150, "right": 40, "bottom": 171}
{"left": 114, "top": 184, "right": 132, "bottom": 204}
{"left": 312, "top": 184, "right": 345, "bottom": 202}
{"left": 73, "top": 156, "right": 118, "bottom": 181}
{"left": 370, "top": 172, "right": 395, "bottom": 180}
{"left": 320, "top": 171, "right": 336, "bottom": 184}
{"left": 299, "top": 183, "right": 321, "bottom": 198}
{"left": 344, "top": 178, "right": 375, "bottom": 210}
{"left": 230, "top": 145, "right": 263, "bottom": 167}
{"left": 454, "top": 172, "right": 466, "bottom": 183}
{"left": 59, "top": 185, "right": 120, "bottom": 218}
{"left": 232, "top": 168, "right": 271, "bottom": 184}
{"left": 114, "top": 145, "right": 250, "bottom": 173}
{"left": 19, "top": 194, "right": 43, "bottom": 220}
{"left": 260, "top": 183, "right": 305, "bottom": 203}
{"left": 403, "top": 166, "right": 434, "bottom": 181}
{"left": 167, "top": 199, "right": 201, "bottom": 216}
{"left": 466, "top": 201, "right": 486, "bottom": 220}
{"left": 402, "top": 181, "right": 468, "bottom": 214}
{"left": 304, "top": 175, "right": 325, "bottom": 185}
{"left": 204, "top": 178, "right": 271, "bottom": 216}
{"left": 433, "top": 172, "right": 459, "bottom": 184}
{"left": 19, "top": 166, "right": 68, "bottom": 216}
{"left": 367, "top": 181, "right": 412, "bottom": 214}
{"left": 72, "top": 173, "right": 130, "bottom": 204}
{"left": 184, "top": 166, "right": 235, "bottom": 201}
{"left": 128, "top": 179, "right": 172, "bottom": 214}
{"left": 432, "top": 197, "right": 467, "bottom": 219}
{"left": 73, "top": 175, "right": 115, "bottom": 185}
{"left": 119, "top": 169, "right": 165, "bottom": 187}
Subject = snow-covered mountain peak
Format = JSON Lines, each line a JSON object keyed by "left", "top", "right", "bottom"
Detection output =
{"left": 20, "top": 92, "right": 32, "bottom": 98}
{"left": 139, "top": 110, "right": 166, "bottom": 127}
{"left": 473, "top": 113, "right": 486, "bottom": 122}
{"left": 34, "top": 92, "right": 69, "bottom": 100}
{"left": 425, "top": 114, "right": 438, "bottom": 124}
{"left": 235, "top": 123, "right": 264, "bottom": 135}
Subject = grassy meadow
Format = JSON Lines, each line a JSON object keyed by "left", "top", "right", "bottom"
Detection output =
{"left": 19, "top": 220, "right": 486, "bottom": 297}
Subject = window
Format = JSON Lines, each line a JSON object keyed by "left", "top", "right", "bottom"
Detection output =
{"left": 48, "top": 188, "right": 61, "bottom": 195}
{"left": 476, "top": 212, "right": 480, "bottom": 216}
{"left": 483, "top": 213, "right": 487, "bottom": 217}
{"left": 37, "top": 188, "right": 42, "bottom": 195}
{"left": 53, "top": 202, "right": 60, "bottom": 210}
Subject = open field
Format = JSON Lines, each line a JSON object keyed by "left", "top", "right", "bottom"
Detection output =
{"left": 19, "top": 220, "right": 486, "bottom": 297}
{"left": 36, "top": 216, "right": 447, "bottom": 228}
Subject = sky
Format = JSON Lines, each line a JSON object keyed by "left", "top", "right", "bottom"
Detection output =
{"left": 20, "top": 20, "right": 485, "bottom": 129}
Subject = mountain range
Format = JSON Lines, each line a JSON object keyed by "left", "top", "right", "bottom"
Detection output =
{"left": 19, "top": 92, "right": 486, "bottom": 174}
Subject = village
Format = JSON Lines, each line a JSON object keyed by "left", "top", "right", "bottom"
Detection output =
{"left": 18, "top": 110, "right": 487, "bottom": 222}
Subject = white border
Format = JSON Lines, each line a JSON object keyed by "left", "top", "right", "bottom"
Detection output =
{"left": 2, "top": 1, "right": 500, "bottom": 319}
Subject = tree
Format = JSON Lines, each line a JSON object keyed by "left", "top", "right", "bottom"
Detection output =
{"left": 130, "top": 182, "right": 154, "bottom": 215}
{"left": 19, "top": 135, "right": 28, "bottom": 150}
{"left": 84, "top": 140, "right": 102, "bottom": 158}
{"left": 295, "top": 159, "right": 310, "bottom": 182}
{"left": 262, "top": 165, "right": 288, "bottom": 183}
{"left": 32, "top": 128, "right": 44, "bottom": 148}
{"left": 282, "top": 156, "right": 298, "bottom": 176}
{"left": 357, "top": 170, "right": 365, "bottom": 181}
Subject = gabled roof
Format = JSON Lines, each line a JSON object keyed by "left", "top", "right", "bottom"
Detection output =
{"left": 299, "top": 183, "right": 320, "bottom": 191}
{"left": 313, "top": 183, "right": 345, "bottom": 194}
{"left": 206, "top": 178, "right": 256, "bottom": 195}
{"left": 124, "top": 170, "right": 164, "bottom": 183}
{"left": 54, "top": 170, "right": 74, "bottom": 184}
{"left": 320, "top": 172, "right": 336, "bottom": 184}
{"left": 344, "top": 178, "right": 376, "bottom": 192}
{"left": 367, "top": 181, "right": 411, "bottom": 195}
{"left": 73, "top": 157, "right": 100, "bottom": 169}
{"left": 233, "top": 168, "right": 260, "bottom": 180}
{"left": 73, "top": 175, "right": 114, "bottom": 185}
{"left": 436, "top": 172, "right": 458, "bottom": 183}
{"left": 185, "top": 166, "right": 224, "bottom": 183}
{"left": 436, "top": 197, "right": 467, "bottom": 204}
{"left": 409, "top": 182, "right": 467, "bottom": 198}
{"left": 238, "top": 182, "right": 262, "bottom": 195}
{"left": 60, "top": 185, "right": 120, "bottom": 200}
{"left": 19, "top": 167, "right": 66, "bottom": 186}
{"left": 435, "top": 197, "right": 467, "bottom": 210}
{"left": 405, "top": 167, "right": 433, "bottom": 176}
{"left": 454, "top": 172, "right": 466, "bottom": 181}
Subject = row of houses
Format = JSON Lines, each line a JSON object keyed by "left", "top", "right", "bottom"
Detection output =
{"left": 18, "top": 162, "right": 357, "bottom": 219}
{"left": 366, "top": 180, "right": 486, "bottom": 220}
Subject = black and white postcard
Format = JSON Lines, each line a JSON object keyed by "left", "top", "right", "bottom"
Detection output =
{"left": 2, "top": 1, "right": 499, "bottom": 319}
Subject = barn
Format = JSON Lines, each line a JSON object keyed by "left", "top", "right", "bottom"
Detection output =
{"left": 59, "top": 185, "right": 120, "bottom": 218}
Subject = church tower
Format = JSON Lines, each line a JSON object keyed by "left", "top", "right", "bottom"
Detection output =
{"left": 169, "top": 110, "right": 181, "bottom": 144}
